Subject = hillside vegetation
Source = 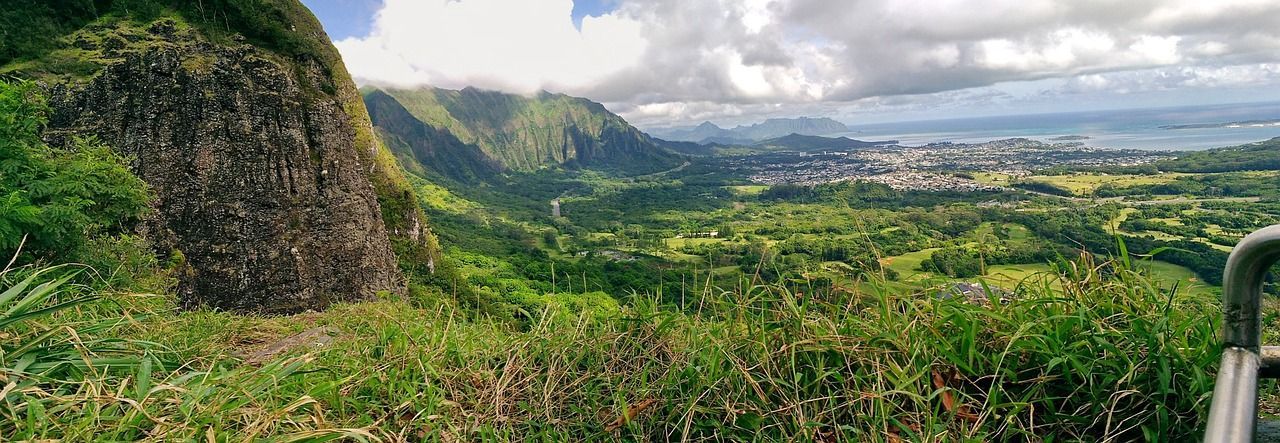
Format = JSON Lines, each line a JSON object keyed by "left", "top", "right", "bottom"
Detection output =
{"left": 368, "top": 86, "right": 683, "bottom": 177}
{"left": 1153, "top": 137, "right": 1280, "bottom": 173}
{"left": 1, "top": 251, "right": 1224, "bottom": 441}
{"left": 1, "top": 0, "right": 339, "bottom": 79}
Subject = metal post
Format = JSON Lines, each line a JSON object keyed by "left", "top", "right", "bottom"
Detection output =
{"left": 1205, "top": 225, "right": 1280, "bottom": 443}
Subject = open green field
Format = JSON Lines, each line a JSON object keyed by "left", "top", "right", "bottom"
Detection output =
{"left": 880, "top": 220, "right": 1219, "bottom": 297}
{"left": 882, "top": 247, "right": 941, "bottom": 282}
{"left": 1136, "top": 260, "right": 1218, "bottom": 297}
{"left": 985, "top": 263, "right": 1057, "bottom": 287}
{"left": 882, "top": 248, "right": 1059, "bottom": 290}
{"left": 726, "top": 185, "right": 769, "bottom": 196}
{"left": 884, "top": 245, "right": 1217, "bottom": 297}
{"left": 975, "top": 172, "right": 1184, "bottom": 195}
{"left": 1030, "top": 173, "right": 1182, "bottom": 195}
{"left": 664, "top": 237, "right": 726, "bottom": 248}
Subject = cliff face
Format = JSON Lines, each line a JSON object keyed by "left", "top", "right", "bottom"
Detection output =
{"left": 25, "top": 12, "right": 429, "bottom": 314}
{"left": 369, "top": 86, "right": 683, "bottom": 176}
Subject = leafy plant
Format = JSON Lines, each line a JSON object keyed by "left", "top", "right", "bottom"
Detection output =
{"left": 0, "top": 79, "right": 149, "bottom": 260}
{"left": 0, "top": 263, "right": 381, "bottom": 440}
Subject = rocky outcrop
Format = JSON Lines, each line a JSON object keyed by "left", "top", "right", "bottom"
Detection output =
{"left": 44, "top": 22, "right": 405, "bottom": 314}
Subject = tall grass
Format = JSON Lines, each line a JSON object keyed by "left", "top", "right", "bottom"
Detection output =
{"left": 1, "top": 252, "right": 1219, "bottom": 441}
{"left": 0, "top": 264, "right": 375, "bottom": 441}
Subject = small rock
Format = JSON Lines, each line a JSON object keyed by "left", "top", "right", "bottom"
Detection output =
{"left": 240, "top": 326, "right": 340, "bottom": 366}
{"left": 147, "top": 19, "right": 177, "bottom": 38}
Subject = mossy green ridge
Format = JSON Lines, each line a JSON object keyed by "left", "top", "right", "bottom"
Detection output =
{"left": 364, "top": 89, "right": 501, "bottom": 184}
{"left": 1155, "top": 137, "right": 1280, "bottom": 173}
{"left": 1, "top": 0, "right": 442, "bottom": 311}
{"left": 1, "top": 0, "right": 437, "bottom": 260}
{"left": 367, "top": 86, "right": 684, "bottom": 178}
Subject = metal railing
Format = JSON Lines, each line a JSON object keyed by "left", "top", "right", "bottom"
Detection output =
{"left": 1204, "top": 224, "right": 1280, "bottom": 443}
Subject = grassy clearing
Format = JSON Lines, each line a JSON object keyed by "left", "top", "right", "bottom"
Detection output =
{"left": 1, "top": 253, "right": 1222, "bottom": 441}
{"left": 881, "top": 238, "right": 1216, "bottom": 298}
{"left": 409, "top": 174, "right": 482, "bottom": 213}
{"left": 664, "top": 237, "right": 725, "bottom": 248}
{"left": 726, "top": 185, "right": 769, "bottom": 196}
{"left": 1030, "top": 173, "right": 1183, "bottom": 195}
{"left": 970, "top": 172, "right": 1012, "bottom": 187}
{"left": 1136, "top": 260, "right": 1218, "bottom": 298}
{"left": 984, "top": 263, "right": 1057, "bottom": 287}
{"left": 882, "top": 247, "right": 941, "bottom": 282}
{"left": 977, "top": 172, "right": 1183, "bottom": 196}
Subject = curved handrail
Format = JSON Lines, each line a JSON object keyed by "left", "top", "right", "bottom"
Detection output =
{"left": 1205, "top": 225, "right": 1280, "bottom": 443}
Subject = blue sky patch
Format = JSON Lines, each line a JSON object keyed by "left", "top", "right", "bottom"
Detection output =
{"left": 571, "top": 0, "right": 617, "bottom": 29}
{"left": 301, "top": 0, "right": 383, "bottom": 40}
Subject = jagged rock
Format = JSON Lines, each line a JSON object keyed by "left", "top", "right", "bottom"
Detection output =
{"left": 44, "top": 36, "right": 405, "bottom": 314}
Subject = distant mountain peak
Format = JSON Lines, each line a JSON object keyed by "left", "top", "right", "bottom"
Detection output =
{"left": 651, "top": 116, "right": 850, "bottom": 144}
{"left": 736, "top": 116, "right": 847, "bottom": 130}
{"left": 754, "top": 133, "right": 896, "bottom": 151}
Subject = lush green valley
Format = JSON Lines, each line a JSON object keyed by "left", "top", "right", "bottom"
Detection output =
{"left": 5, "top": 2, "right": 1280, "bottom": 441}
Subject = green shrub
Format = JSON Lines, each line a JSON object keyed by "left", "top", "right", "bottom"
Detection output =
{"left": 0, "top": 79, "right": 149, "bottom": 260}
{"left": 77, "top": 234, "right": 171, "bottom": 291}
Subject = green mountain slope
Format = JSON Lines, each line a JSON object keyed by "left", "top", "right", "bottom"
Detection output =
{"left": 365, "top": 89, "right": 500, "bottom": 183}
{"left": 366, "top": 86, "right": 683, "bottom": 177}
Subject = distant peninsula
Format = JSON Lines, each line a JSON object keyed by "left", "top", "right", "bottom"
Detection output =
{"left": 1049, "top": 135, "right": 1091, "bottom": 141}
{"left": 648, "top": 117, "right": 850, "bottom": 144}
{"left": 1160, "top": 119, "right": 1280, "bottom": 130}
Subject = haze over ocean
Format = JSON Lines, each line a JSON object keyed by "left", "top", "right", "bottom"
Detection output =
{"left": 842, "top": 101, "right": 1280, "bottom": 151}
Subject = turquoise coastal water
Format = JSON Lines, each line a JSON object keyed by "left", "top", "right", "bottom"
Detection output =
{"left": 842, "top": 101, "right": 1280, "bottom": 151}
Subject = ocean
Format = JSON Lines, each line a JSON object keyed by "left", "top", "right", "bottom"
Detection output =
{"left": 840, "top": 101, "right": 1280, "bottom": 151}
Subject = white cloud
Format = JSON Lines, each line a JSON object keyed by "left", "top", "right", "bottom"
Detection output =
{"left": 336, "top": 0, "right": 1280, "bottom": 125}
{"left": 335, "top": 0, "right": 647, "bottom": 93}
{"left": 1055, "top": 63, "right": 1280, "bottom": 95}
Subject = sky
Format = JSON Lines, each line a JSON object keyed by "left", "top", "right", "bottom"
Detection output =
{"left": 301, "top": 0, "right": 1280, "bottom": 129}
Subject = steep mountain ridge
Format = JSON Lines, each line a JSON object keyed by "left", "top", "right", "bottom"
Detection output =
{"left": 366, "top": 86, "right": 683, "bottom": 178}
{"left": 3, "top": 0, "right": 440, "bottom": 313}
{"left": 734, "top": 117, "right": 850, "bottom": 141}
{"left": 364, "top": 89, "right": 500, "bottom": 183}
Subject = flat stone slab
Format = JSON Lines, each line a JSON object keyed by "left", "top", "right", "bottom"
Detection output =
{"left": 1259, "top": 419, "right": 1280, "bottom": 441}
{"left": 240, "top": 326, "right": 339, "bottom": 366}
